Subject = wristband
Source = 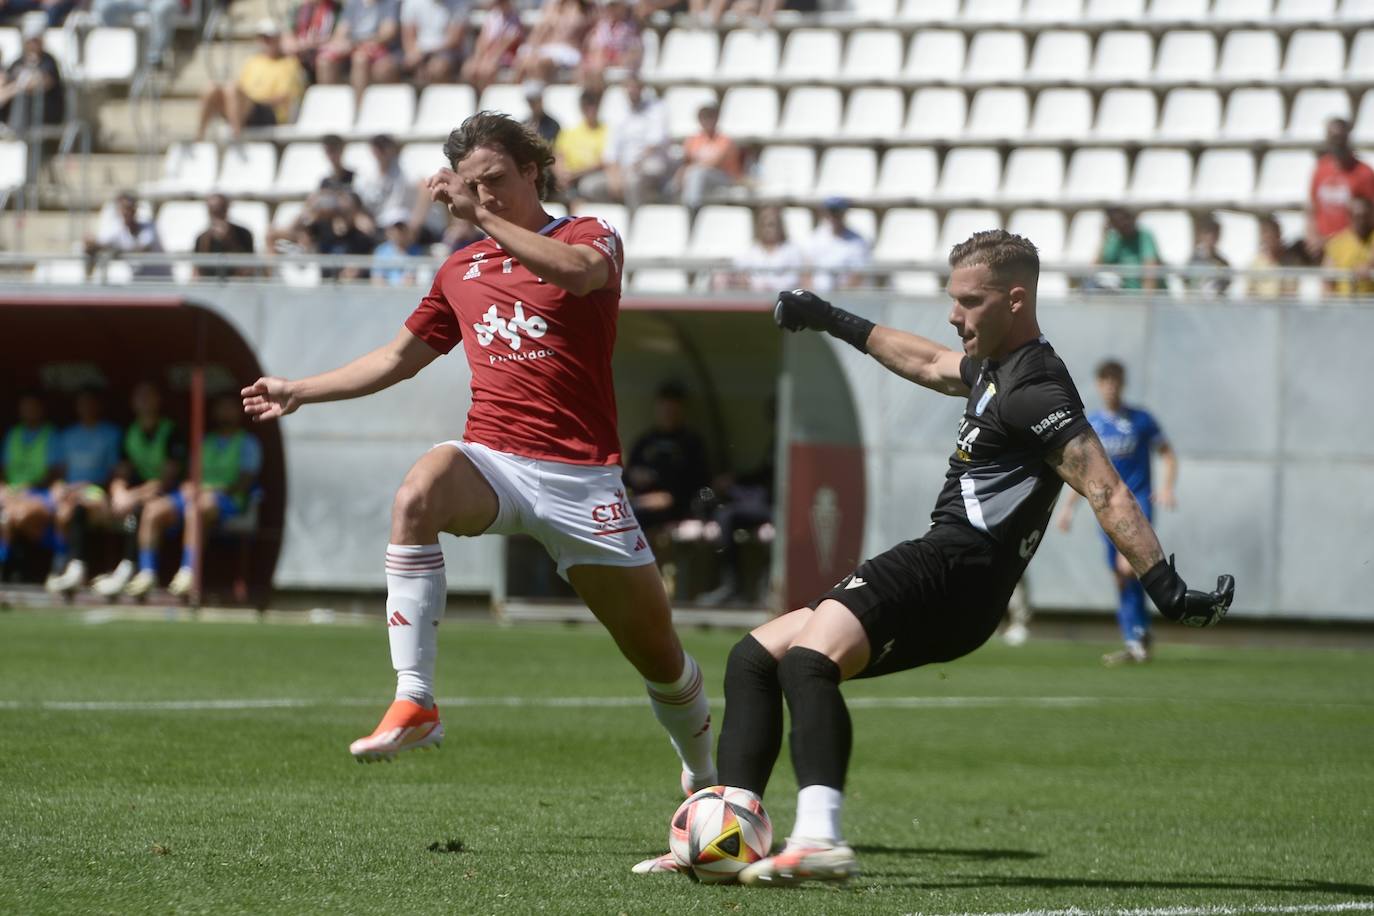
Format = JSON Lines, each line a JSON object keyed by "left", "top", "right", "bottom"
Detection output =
{"left": 825, "top": 307, "right": 876, "bottom": 354}
{"left": 1140, "top": 555, "right": 1186, "bottom": 620}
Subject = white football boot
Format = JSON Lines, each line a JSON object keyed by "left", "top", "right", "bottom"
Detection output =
{"left": 167, "top": 566, "right": 194, "bottom": 597}
{"left": 45, "top": 560, "right": 86, "bottom": 594}
{"left": 91, "top": 560, "right": 135, "bottom": 597}
{"left": 123, "top": 569, "right": 158, "bottom": 597}
{"left": 738, "top": 837, "right": 859, "bottom": 886}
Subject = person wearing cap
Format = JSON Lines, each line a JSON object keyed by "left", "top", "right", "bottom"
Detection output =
{"left": 522, "top": 80, "right": 561, "bottom": 144}
{"left": 516, "top": 0, "right": 591, "bottom": 82}
{"left": 805, "top": 197, "right": 872, "bottom": 292}
{"left": 196, "top": 19, "right": 305, "bottom": 141}
{"left": 92, "top": 0, "right": 180, "bottom": 66}
{"left": 0, "top": 13, "right": 63, "bottom": 133}
{"left": 396, "top": 0, "right": 467, "bottom": 86}
{"left": 673, "top": 102, "right": 741, "bottom": 213}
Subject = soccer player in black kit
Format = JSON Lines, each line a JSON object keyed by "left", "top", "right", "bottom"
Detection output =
{"left": 633, "top": 230, "right": 1236, "bottom": 884}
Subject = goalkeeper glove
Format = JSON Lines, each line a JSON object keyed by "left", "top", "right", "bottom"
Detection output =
{"left": 1140, "top": 555, "right": 1235, "bottom": 627}
{"left": 773, "top": 289, "right": 875, "bottom": 353}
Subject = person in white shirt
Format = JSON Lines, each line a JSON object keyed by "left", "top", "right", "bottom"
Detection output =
{"left": 602, "top": 74, "right": 670, "bottom": 211}
{"left": 728, "top": 205, "right": 802, "bottom": 292}
{"left": 83, "top": 191, "right": 168, "bottom": 279}
{"left": 805, "top": 196, "right": 871, "bottom": 292}
{"left": 397, "top": 0, "right": 467, "bottom": 85}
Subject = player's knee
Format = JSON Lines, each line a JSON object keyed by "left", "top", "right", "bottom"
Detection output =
{"left": 391, "top": 481, "right": 436, "bottom": 534}
{"left": 776, "top": 646, "right": 843, "bottom": 690}
{"left": 725, "top": 634, "right": 780, "bottom": 689}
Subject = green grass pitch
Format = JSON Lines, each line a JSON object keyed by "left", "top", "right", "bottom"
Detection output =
{"left": 2, "top": 612, "right": 1372, "bottom": 916}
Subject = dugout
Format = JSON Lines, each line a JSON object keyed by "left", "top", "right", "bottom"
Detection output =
{"left": 0, "top": 295, "right": 285, "bottom": 607}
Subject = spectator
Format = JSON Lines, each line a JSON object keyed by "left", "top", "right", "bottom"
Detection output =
{"left": 624, "top": 381, "right": 710, "bottom": 535}
{"left": 805, "top": 196, "right": 871, "bottom": 291}
{"left": 1309, "top": 117, "right": 1374, "bottom": 258}
{"left": 196, "top": 20, "right": 305, "bottom": 141}
{"left": 522, "top": 80, "right": 561, "bottom": 145}
{"left": 371, "top": 214, "right": 424, "bottom": 285}
{"left": 398, "top": 0, "right": 467, "bottom": 86}
{"left": 193, "top": 194, "right": 257, "bottom": 279}
{"left": 672, "top": 102, "right": 741, "bottom": 213}
{"left": 44, "top": 387, "right": 122, "bottom": 593}
{"left": 1097, "top": 207, "right": 1162, "bottom": 292}
{"left": 92, "top": 0, "right": 180, "bottom": 66}
{"left": 553, "top": 89, "right": 608, "bottom": 203}
{"left": 603, "top": 74, "right": 669, "bottom": 210}
{"left": 84, "top": 191, "right": 168, "bottom": 279}
{"left": 310, "top": 190, "right": 377, "bottom": 281}
{"left": 1186, "top": 212, "right": 1230, "bottom": 297}
{"left": 1323, "top": 196, "right": 1374, "bottom": 297}
{"left": 460, "top": 0, "right": 523, "bottom": 93}
{"left": 0, "top": 0, "right": 75, "bottom": 27}
{"left": 319, "top": 133, "right": 355, "bottom": 190}
{"left": 90, "top": 382, "right": 187, "bottom": 598}
{"left": 0, "top": 390, "right": 60, "bottom": 583}
{"left": 0, "top": 14, "right": 64, "bottom": 134}
{"left": 123, "top": 395, "right": 263, "bottom": 599}
{"left": 316, "top": 0, "right": 401, "bottom": 102}
{"left": 580, "top": 0, "right": 642, "bottom": 85}
{"left": 1247, "top": 215, "right": 1305, "bottom": 299}
{"left": 516, "top": 0, "right": 591, "bottom": 82}
{"left": 356, "top": 133, "right": 410, "bottom": 230}
{"left": 729, "top": 205, "right": 802, "bottom": 292}
{"left": 696, "top": 412, "right": 774, "bottom": 607}
{"left": 282, "top": 0, "right": 340, "bottom": 79}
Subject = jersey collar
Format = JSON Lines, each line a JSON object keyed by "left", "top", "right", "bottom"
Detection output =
{"left": 539, "top": 215, "right": 573, "bottom": 235}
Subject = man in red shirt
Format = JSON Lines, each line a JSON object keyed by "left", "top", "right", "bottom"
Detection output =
{"left": 241, "top": 113, "right": 716, "bottom": 794}
{"left": 1309, "top": 117, "right": 1374, "bottom": 253}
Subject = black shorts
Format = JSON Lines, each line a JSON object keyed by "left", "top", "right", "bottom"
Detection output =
{"left": 245, "top": 102, "right": 277, "bottom": 128}
{"left": 809, "top": 524, "right": 1014, "bottom": 679}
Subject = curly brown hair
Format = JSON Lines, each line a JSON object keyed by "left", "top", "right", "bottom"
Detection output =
{"left": 442, "top": 110, "right": 558, "bottom": 200}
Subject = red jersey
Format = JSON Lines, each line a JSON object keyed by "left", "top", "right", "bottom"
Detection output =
{"left": 1310, "top": 153, "right": 1374, "bottom": 238}
{"left": 405, "top": 215, "right": 625, "bottom": 466}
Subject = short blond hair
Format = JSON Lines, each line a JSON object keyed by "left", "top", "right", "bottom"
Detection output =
{"left": 948, "top": 229, "right": 1040, "bottom": 286}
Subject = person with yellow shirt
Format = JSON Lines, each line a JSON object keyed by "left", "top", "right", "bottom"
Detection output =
{"left": 1324, "top": 196, "right": 1374, "bottom": 296}
{"left": 553, "top": 89, "right": 609, "bottom": 204}
{"left": 197, "top": 20, "right": 305, "bottom": 141}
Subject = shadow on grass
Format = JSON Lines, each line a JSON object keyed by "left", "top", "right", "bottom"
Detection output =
{"left": 860, "top": 874, "right": 1374, "bottom": 896}
{"left": 852, "top": 846, "right": 1043, "bottom": 861}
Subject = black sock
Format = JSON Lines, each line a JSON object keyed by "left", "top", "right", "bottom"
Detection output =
{"left": 777, "top": 647, "right": 852, "bottom": 791}
{"left": 123, "top": 509, "right": 141, "bottom": 563}
{"left": 717, "top": 635, "right": 783, "bottom": 796}
{"left": 68, "top": 505, "right": 89, "bottom": 563}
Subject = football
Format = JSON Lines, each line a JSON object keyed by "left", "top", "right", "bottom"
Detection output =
{"left": 668, "top": 786, "right": 773, "bottom": 884}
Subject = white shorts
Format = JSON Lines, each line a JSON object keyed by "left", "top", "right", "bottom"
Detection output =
{"left": 441, "top": 440, "right": 655, "bottom": 578}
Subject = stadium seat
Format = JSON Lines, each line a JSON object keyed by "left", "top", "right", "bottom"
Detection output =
{"left": 629, "top": 269, "right": 690, "bottom": 293}
{"left": 781, "top": 205, "right": 813, "bottom": 244}
{"left": 1153, "top": 30, "right": 1216, "bottom": 83}
{"left": 1348, "top": 30, "right": 1374, "bottom": 81}
{"left": 1211, "top": 0, "right": 1273, "bottom": 20}
{"left": 639, "top": 29, "right": 659, "bottom": 75}
{"left": 650, "top": 29, "right": 719, "bottom": 81}
{"left": 1138, "top": 209, "right": 1192, "bottom": 266}
{"left": 718, "top": 87, "right": 779, "bottom": 139}
{"left": 272, "top": 200, "right": 304, "bottom": 229}
{"left": 273, "top": 143, "right": 329, "bottom": 197}
{"left": 897, "top": 0, "right": 959, "bottom": 21}
{"left": 573, "top": 202, "right": 630, "bottom": 238}
{"left": 0, "top": 140, "right": 25, "bottom": 195}
{"left": 624, "top": 203, "right": 689, "bottom": 260}
{"left": 1282, "top": 30, "right": 1346, "bottom": 82}
{"left": 1157, "top": 89, "right": 1221, "bottom": 142}
{"left": 156, "top": 201, "right": 209, "bottom": 254}
{"left": 1028, "top": 88, "right": 1092, "bottom": 140}
{"left": 229, "top": 201, "right": 270, "bottom": 250}
{"left": 0, "top": 29, "right": 19, "bottom": 68}
{"left": 778, "top": 86, "right": 842, "bottom": 140}
{"left": 663, "top": 86, "right": 718, "bottom": 139}
{"left": 1001, "top": 148, "right": 1065, "bottom": 203}
{"left": 1340, "top": 0, "right": 1374, "bottom": 19}
{"left": 1063, "top": 148, "right": 1128, "bottom": 202}
{"left": 41, "top": 28, "right": 80, "bottom": 80}
{"left": 848, "top": 0, "right": 899, "bottom": 19}
{"left": 399, "top": 143, "right": 446, "bottom": 183}
{"left": 1091, "top": 31, "right": 1154, "bottom": 83}
{"left": 82, "top": 28, "right": 138, "bottom": 83}
{"left": 1094, "top": 88, "right": 1157, "bottom": 141}
{"left": 1286, "top": 89, "right": 1352, "bottom": 142}
{"left": 1192, "top": 149, "right": 1256, "bottom": 205}
{"left": 1024, "top": 0, "right": 1084, "bottom": 20}
{"left": 478, "top": 84, "right": 530, "bottom": 121}
{"left": 542, "top": 83, "right": 582, "bottom": 130}
{"left": 903, "top": 30, "right": 966, "bottom": 82}
{"left": 1217, "top": 30, "right": 1280, "bottom": 82}
{"left": 283, "top": 85, "right": 356, "bottom": 137}
{"left": 413, "top": 84, "right": 477, "bottom": 138}
{"left": 144, "top": 142, "right": 218, "bottom": 197}
{"left": 964, "top": 30, "right": 1026, "bottom": 83}
{"left": 31, "top": 259, "right": 86, "bottom": 284}
{"left": 933, "top": 148, "right": 1002, "bottom": 202}
{"left": 841, "top": 29, "right": 904, "bottom": 83}
{"left": 1221, "top": 89, "right": 1284, "bottom": 141}
{"left": 717, "top": 29, "right": 780, "bottom": 83}
{"left": 1274, "top": 0, "right": 1334, "bottom": 21}
{"left": 874, "top": 147, "right": 938, "bottom": 201}
{"left": 689, "top": 205, "right": 754, "bottom": 260}
{"left": 342, "top": 141, "right": 380, "bottom": 186}
{"left": 892, "top": 272, "right": 942, "bottom": 293}
{"left": 844, "top": 208, "right": 878, "bottom": 243}
{"left": 1084, "top": 0, "right": 1145, "bottom": 21}
{"left": 1007, "top": 208, "right": 1066, "bottom": 262}
{"left": 1027, "top": 30, "right": 1091, "bottom": 82}
{"left": 779, "top": 29, "right": 842, "bottom": 83}
{"left": 1147, "top": 0, "right": 1207, "bottom": 20}
{"left": 599, "top": 85, "right": 629, "bottom": 125}
{"left": 1352, "top": 91, "right": 1374, "bottom": 144}
{"left": 964, "top": 0, "right": 1023, "bottom": 20}
{"left": 1128, "top": 148, "right": 1192, "bottom": 204}
{"left": 841, "top": 87, "right": 904, "bottom": 141}
{"left": 1215, "top": 210, "right": 1259, "bottom": 273}
{"left": 215, "top": 143, "right": 277, "bottom": 196}
{"left": 902, "top": 87, "right": 967, "bottom": 141}
{"left": 873, "top": 207, "right": 938, "bottom": 263}
{"left": 813, "top": 147, "right": 878, "bottom": 199}
{"left": 940, "top": 208, "right": 1001, "bottom": 254}
{"left": 1254, "top": 150, "right": 1316, "bottom": 205}
{"left": 353, "top": 84, "right": 417, "bottom": 138}
{"left": 756, "top": 145, "right": 817, "bottom": 197}
{"left": 965, "top": 88, "right": 1029, "bottom": 141}
{"left": 1065, "top": 209, "right": 1105, "bottom": 264}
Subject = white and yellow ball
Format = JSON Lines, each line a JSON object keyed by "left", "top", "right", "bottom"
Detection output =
{"left": 668, "top": 786, "right": 773, "bottom": 883}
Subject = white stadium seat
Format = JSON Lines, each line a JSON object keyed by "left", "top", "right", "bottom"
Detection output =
{"left": 215, "top": 142, "right": 277, "bottom": 196}
{"left": 650, "top": 29, "right": 719, "bottom": 81}
{"left": 902, "top": 87, "right": 967, "bottom": 141}
{"left": 273, "top": 143, "right": 329, "bottom": 197}
{"left": 1094, "top": 89, "right": 1157, "bottom": 141}
{"left": 342, "top": 141, "right": 380, "bottom": 186}
{"left": 898, "top": 0, "right": 959, "bottom": 21}
{"left": 0, "top": 29, "right": 19, "bottom": 67}
{"left": 144, "top": 142, "right": 218, "bottom": 196}
{"left": 354, "top": 84, "right": 416, "bottom": 138}
{"left": 272, "top": 201, "right": 304, "bottom": 229}
{"left": 630, "top": 269, "right": 689, "bottom": 293}
{"left": 1024, "top": 0, "right": 1084, "bottom": 19}
{"left": 893, "top": 272, "right": 942, "bottom": 293}
{"left": 1157, "top": 89, "right": 1221, "bottom": 142}
{"left": 1353, "top": 91, "right": 1374, "bottom": 144}
{"left": 1001, "top": 148, "right": 1065, "bottom": 203}
{"left": 1138, "top": 209, "right": 1191, "bottom": 266}
{"left": 625, "top": 204, "right": 689, "bottom": 260}
{"left": 1092, "top": 31, "right": 1154, "bottom": 82}
{"left": 756, "top": 145, "right": 817, "bottom": 197}
{"left": 781, "top": 206, "right": 813, "bottom": 244}
{"left": 965, "top": 30, "right": 1027, "bottom": 82}
{"left": 1192, "top": 149, "right": 1257, "bottom": 204}
{"left": 1282, "top": 30, "right": 1346, "bottom": 82}
{"left": 1340, "top": 0, "right": 1374, "bottom": 20}
{"left": 718, "top": 86, "right": 779, "bottom": 139}
{"left": 1128, "top": 148, "right": 1192, "bottom": 204}
{"left": 1066, "top": 209, "right": 1106, "bottom": 264}
{"left": 1286, "top": 89, "right": 1352, "bottom": 142}
{"left": 229, "top": 201, "right": 270, "bottom": 251}
{"left": 0, "top": 140, "right": 25, "bottom": 194}
{"left": 964, "top": 0, "right": 1022, "bottom": 20}
{"left": 849, "top": 0, "right": 899, "bottom": 19}
{"left": 778, "top": 86, "right": 841, "bottom": 140}
{"left": 83, "top": 28, "right": 137, "bottom": 83}
{"left": 542, "top": 83, "right": 582, "bottom": 130}
{"left": 1154, "top": 30, "right": 1216, "bottom": 83}
{"left": 1348, "top": 30, "right": 1374, "bottom": 81}
{"left": 940, "top": 208, "right": 1001, "bottom": 255}
{"left": 663, "top": 86, "right": 718, "bottom": 139}
{"left": 934, "top": 147, "right": 1002, "bottom": 202}
{"left": 399, "top": 143, "right": 447, "bottom": 183}
{"left": 965, "top": 88, "right": 1029, "bottom": 141}
{"left": 842, "top": 29, "right": 903, "bottom": 82}
{"left": 841, "top": 87, "right": 904, "bottom": 141}
{"left": 572, "top": 202, "right": 629, "bottom": 238}
{"left": 844, "top": 208, "right": 878, "bottom": 243}
{"left": 1027, "top": 30, "right": 1090, "bottom": 81}
{"left": 1217, "top": 30, "right": 1280, "bottom": 81}
{"left": 31, "top": 259, "right": 86, "bottom": 284}
{"left": 479, "top": 84, "right": 529, "bottom": 121}
{"left": 1211, "top": 0, "right": 1272, "bottom": 20}
{"left": 873, "top": 208, "right": 938, "bottom": 263}
{"left": 1028, "top": 88, "right": 1092, "bottom": 140}
{"left": 413, "top": 84, "right": 477, "bottom": 138}
{"left": 903, "top": 30, "right": 965, "bottom": 82}
{"left": 689, "top": 205, "right": 754, "bottom": 259}
{"left": 813, "top": 147, "right": 878, "bottom": 199}
{"left": 1254, "top": 150, "right": 1317, "bottom": 205}
{"left": 717, "top": 29, "right": 780, "bottom": 82}
{"left": 1274, "top": 0, "right": 1334, "bottom": 21}
{"left": 779, "top": 29, "right": 842, "bottom": 82}
{"left": 156, "top": 201, "right": 209, "bottom": 254}
{"left": 1084, "top": 0, "right": 1145, "bottom": 20}
{"left": 1215, "top": 211, "right": 1259, "bottom": 271}
{"left": 1063, "top": 148, "right": 1128, "bottom": 202}
{"left": 41, "top": 28, "right": 80, "bottom": 79}
{"left": 599, "top": 85, "right": 629, "bottom": 125}
{"left": 1221, "top": 89, "right": 1284, "bottom": 141}
{"left": 284, "top": 85, "right": 355, "bottom": 137}
{"left": 1007, "top": 209, "right": 1066, "bottom": 262}
{"left": 1147, "top": 0, "right": 1207, "bottom": 20}
{"left": 874, "top": 147, "right": 938, "bottom": 201}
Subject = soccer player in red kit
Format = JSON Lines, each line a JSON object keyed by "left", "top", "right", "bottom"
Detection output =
{"left": 241, "top": 112, "right": 716, "bottom": 792}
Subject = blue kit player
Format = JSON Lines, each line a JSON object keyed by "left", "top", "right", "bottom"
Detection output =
{"left": 1057, "top": 359, "right": 1178, "bottom": 665}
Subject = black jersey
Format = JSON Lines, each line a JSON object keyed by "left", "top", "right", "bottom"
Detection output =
{"left": 929, "top": 336, "right": 1091, "bottom": 580}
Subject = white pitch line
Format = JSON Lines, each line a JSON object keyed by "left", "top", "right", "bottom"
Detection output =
{"left": 909, "top": 901, "right": 1374, "bottom": 916}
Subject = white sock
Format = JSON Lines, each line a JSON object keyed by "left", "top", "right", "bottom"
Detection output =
{"left": 645, "top": 653, "right": 716, "bottom": 787}
{"left": 792, "top": 785, "right": 844, "bottom": 844}
{"left": 384, "top": 543, "right": 447, "bottom": 707}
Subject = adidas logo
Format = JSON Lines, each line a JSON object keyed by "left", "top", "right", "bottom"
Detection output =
{"left": 387, "top": 612, "right": 411, "bottom": 627}
{"left": 633, "top": 536, "right": 647, "bottom": 551}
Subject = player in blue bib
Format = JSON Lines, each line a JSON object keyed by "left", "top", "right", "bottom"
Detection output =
{"left": 1057, "top": 359, "right": 1178, "bottom": 665}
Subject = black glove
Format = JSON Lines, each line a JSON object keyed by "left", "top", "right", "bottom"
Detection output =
{"left": 1140, "top": 555, "right": 1235, "bottom": 628}
{"left": 773, "top": 289, "right": 875, "bottom": 353}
